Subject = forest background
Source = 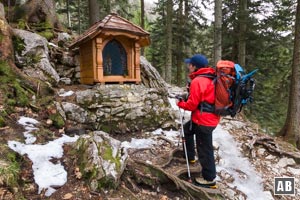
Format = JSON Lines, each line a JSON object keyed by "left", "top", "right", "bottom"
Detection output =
{"left": 2, "top": 0, "right": 298, "bottom": 138}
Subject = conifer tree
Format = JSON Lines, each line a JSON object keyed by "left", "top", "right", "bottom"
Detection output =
{"left": 279, "top": 0, "right": 300, "bottom": 148}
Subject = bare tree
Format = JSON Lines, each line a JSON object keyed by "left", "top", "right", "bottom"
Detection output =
{"left": 279, "top": 0, "right": 300, "bottom": 149}
{"left": 214, "top": 0, "right": 222, "bottom": 65}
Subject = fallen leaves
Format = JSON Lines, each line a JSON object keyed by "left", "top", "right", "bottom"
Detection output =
{"left": 62, "top": 193, "right": 73, "bottom": 199}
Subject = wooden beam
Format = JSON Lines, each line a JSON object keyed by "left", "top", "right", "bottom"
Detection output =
{"left": 95, "top": 37, "right": 103, "bottom": 82}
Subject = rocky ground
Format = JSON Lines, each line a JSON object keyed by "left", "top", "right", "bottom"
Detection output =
{"left": 219, "top": 117, "right": 300, "bottom": 200}
{"left": 1, "top": 84, "right": 300, "bottom": 200}
{"left": 1, "top": 108, "right": 300, "bottom": 199}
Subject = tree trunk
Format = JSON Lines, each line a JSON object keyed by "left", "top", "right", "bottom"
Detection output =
{"left": 78, "top": 0, "right": 81, "bottom": 34}
{"left": 279, "top": 0, "right": 300, "bottom": 149}
{"left": 165, "top": 0, "right": 173, "bottom": 84}
{"left": 0, "top": 9, "right": 53, "bottom": 96}
{"left": 106, "top": 0, "right": 111, "bottom": 13}
{"left": 184, "top": 1, "right": 191, "bottom": 56}
{"left": 16, "top": 0, "right": 63, "bottom": 30}
{"left": 238, "top": 0, "right": 247, "bottom": 67}
{"left": 214, "top": 0, "right": 222, "bottom": 65}
{"left": 176, "top": 0, "right": 183, "bottom": 85}
{"left": 183, "top": 0, "right": 191, "bottom": 82}
{"left": 140, "top": 0, "right": 145, "bottom": 56}
{"left": 88, "top": 0, "right": 100, "bottom": 26}
{"left": 67, "top": 0, "right": 71, "bottom": 28}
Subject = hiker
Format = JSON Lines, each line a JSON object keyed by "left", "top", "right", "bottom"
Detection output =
{"left": 176, "top": 54, "right": 220, "bottom": 188}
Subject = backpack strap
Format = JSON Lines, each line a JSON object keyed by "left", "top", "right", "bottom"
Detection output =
{"left": 198, "top": 101, "right": 215, "bottom": 113}
{"left": 196, "top": 74, "right": 216, "bottom": 114}
{"left": 196, "top": 74, "right": 216, "bottom": 79}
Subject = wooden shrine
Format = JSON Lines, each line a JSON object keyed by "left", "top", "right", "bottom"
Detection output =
{"left": 69, "top": 13, "right": 150, "bottom": 84}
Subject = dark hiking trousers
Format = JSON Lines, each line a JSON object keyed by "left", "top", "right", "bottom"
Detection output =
{"left": 183, "top": 121, "right": 216, "bottom": 181}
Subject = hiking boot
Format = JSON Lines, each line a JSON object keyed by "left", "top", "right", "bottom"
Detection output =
{"left": 182, "top": 153, "right": 196, "bottom": 164}
{"left": 194, "top": 177, "right": 217, "bottom": 189}
{"left": 189, "top": 159, "right": 196, "bottom": 164}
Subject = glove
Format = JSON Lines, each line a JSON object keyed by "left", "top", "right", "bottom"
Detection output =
{"left": 175, "top": 95, "right": 184, "bottom": 101}
{"left": 175, "top": 93, "right": 188, "bottom": 101}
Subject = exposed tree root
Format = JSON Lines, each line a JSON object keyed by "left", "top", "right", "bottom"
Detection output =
{"left": 252, "top": 136, "right": 300, "bottom": 163}
{"left": 156, "top": 135, "right": 176, "bottom": 147}
{"left": 159, "top": 147, "right": 180, "bottom": 168}
{"left": 120, "top": 184, "right": 139, "bottom": 200}
{"left": 125, "top": 157, "right": 223, "bottom": 200}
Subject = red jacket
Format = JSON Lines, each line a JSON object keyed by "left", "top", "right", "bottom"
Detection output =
{"left": 177, "top": 67, "right": 220, "bottom": 126}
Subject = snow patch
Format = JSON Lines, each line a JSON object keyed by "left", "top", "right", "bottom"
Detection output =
{"left": 214, "top": 124, "right": 267, "bottom": 199}
{"left": 8, "top": 116, "right": 79, "bottom": 196}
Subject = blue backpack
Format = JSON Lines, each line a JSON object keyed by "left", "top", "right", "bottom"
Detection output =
{"left": 198, "top": 61, "right": 258, "bottom": 117}
{"left": 229, "top": 64, "right": 258, "bottom": 117}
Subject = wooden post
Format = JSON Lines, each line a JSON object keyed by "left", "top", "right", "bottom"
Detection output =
{"left": 95, "top": 38, "right": 104, "bottom": 83}
{"left": 135, "top": 43, "right": 141, "bottom": 83}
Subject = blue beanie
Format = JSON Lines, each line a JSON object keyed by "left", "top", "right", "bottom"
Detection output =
{"left": 184, "top": 54, "right": 208, "bottom": 69}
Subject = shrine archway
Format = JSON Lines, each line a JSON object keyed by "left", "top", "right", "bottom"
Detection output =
{"left": 102, "top": 39, "right": 128, "bottom": 76}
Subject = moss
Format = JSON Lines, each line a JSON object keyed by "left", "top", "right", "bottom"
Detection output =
{"left": 37, "top": 96, "right": 54, "bottom": 106}
{"left": 75, "top": 137, "right": 121, "bottom": 190}
{"left": 34, "top": 21, "right": 55, "bottom": 40}
{"left": 0, "top": 116, "right": 5, "bottom": 127}
{"left": 0, "top": 152, "right": 21, "bottom": 188}
{"left": 13, "top": 82, "right": 29, "bottom": 107}
{"left": 101, "top": 124, "right": 111, "bottom": 133}
{"left": 75, "top": 138, "right": 91, "bottom": 173}
{"left": 29, "top": 54, "right": 42, "bottom": 64}
{"left": 0, "top": 33, "right": 3, "bottom": 43}
{"left": 17, "top": 19, "right": 26, "bottom": 30}
{"left": 97, "top": 178, "right": 116, "bottom": 190}
{"left": 83, "top": 166, "right": 98, "bottom": 180}
{"left": 0, "top": 61, "right": 29, "bottom": 108}
{"left": 20, "top": 53, "right": 42, "bottom": 67}
{"left": 100, "top": 122, "right": 119, "bottom": 134}
{"left": 102, "top": 143, "right": 121, "bottom": 171}
{"left": 38, "top": 30, "right": 54, "bottom": 40}
{"left": 12, "top": 36, "right": 25, "bottom": 55}
{"left": 49, "top": 113, "right": 65, "bottom": 129}
{"left": 0, "top": 61, "right": 12, "bottom": 76}
{"left": 6, "top": 99, "right": 16, "bottom": 106}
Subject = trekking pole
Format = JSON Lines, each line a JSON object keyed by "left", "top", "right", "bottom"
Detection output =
{"left": 178, "top": 108, "right": 192, "bottom": 183}
{"left": 177, "top": 109, "right": 185, "bottom": 147}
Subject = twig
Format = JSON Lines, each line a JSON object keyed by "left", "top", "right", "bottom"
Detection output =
{"left": 90, "top": 190, "right": 101, "bottom": 196}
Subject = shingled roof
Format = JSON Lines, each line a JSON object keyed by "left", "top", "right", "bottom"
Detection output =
{"left": 69, "top": 13, "right": 150, "bottom": 49}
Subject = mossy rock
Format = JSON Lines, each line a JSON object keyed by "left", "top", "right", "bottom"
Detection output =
{"left": 75, "top": 132, "right": 127, "bottom": 191}
{"left": 49, "top": 113, "right": 65, "bottom": 129}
